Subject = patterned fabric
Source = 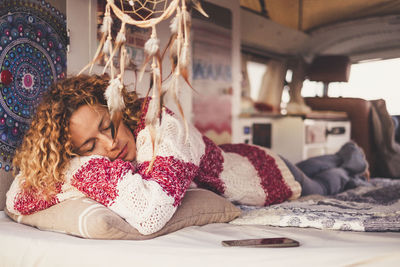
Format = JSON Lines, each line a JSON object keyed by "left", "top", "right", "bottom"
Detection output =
{"left": 231, "top": 178, "right": 400, "bottom": 232}
{"left": 7, "top": 98, "right": 300, "bottom": 234}
{"left": 0, "top": 0, "right": 68, "bottom": 172}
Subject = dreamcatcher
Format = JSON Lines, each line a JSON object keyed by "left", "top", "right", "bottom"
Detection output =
{"left": 81, "top": 0, "right": 207, "bottom": 169}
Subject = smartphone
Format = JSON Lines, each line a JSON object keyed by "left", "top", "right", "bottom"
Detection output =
{"left": 221, "top": 237, "right": 300, "bottom": 248}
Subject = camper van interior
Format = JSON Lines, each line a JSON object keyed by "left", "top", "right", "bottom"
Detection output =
{"left": 1, "top": 0, "right": 400, "bottom": 266}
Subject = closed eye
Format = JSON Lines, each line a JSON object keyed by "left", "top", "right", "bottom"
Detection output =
{"left": 101, "top": 121, "right": 115, "bottom": 139}
{"left": 85, "top": 140, "right": 96, "bottom": 153}
{"left": 75, "top": 138, "right": 96, "bottom": 155}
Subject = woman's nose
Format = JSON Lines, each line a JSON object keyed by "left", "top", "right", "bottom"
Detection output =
{"left": 101, "top": 134, "right": 118, "bottom": 151}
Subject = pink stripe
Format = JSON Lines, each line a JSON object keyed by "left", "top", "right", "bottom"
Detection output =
{"left": 219, "top": 144, "right": 292, "bottom": 206}
{"left": 194, "top": 136, "right": 225, "bottom": 195}
{"left": 137, "top": 156, "right": 198, "bottom": 206}
{"left": 72, "top": 158, "right": 134, "bottom": 206}
{"left": 14, "top": 183, "right": 61, "bottom": 215}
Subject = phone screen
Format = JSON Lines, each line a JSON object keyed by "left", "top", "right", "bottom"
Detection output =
{"left": 221, "top": 237, "right": 300, "bottom": 248}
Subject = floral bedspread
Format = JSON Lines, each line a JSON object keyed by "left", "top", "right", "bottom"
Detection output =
{"left": 230, "top": 178, "right": 400, "bottom": 232}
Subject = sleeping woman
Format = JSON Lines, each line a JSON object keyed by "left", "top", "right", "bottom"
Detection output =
{"left": 6, "top": 74, "right": 369, "bottom": 235}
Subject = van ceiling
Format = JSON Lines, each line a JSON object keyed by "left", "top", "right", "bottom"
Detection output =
{"left": 240, "top": 0, "right": 400, "bottom": 32}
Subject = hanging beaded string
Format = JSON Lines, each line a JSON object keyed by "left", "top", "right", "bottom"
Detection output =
{"left": 180, "top": 0, "right": 190, "bottom": 69}
{"left": 145, "top": 25, "right": 163, "bottom": 171}
{"left": 168, "top": 5, "right": 190, "bottom": 140}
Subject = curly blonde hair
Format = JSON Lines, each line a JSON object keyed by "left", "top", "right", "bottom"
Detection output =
{"left": 12, "top": 74, "right": 142, "bottom": 197}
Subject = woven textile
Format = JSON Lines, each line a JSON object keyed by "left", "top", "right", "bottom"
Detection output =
{"left": 232, "top": 178, "right": 400, "bottom": 232}
{"left": 0, "top": 0, "right": 68, "bottom": 171}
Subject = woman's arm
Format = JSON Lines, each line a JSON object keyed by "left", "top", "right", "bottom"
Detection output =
{"left": 6, "top": 174, "right": 60, "bottom": 216}
{"left": 67, "top": 156, "right": 181, "bottom": 235}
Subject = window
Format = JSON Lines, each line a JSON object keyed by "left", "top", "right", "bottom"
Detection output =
{"left": 246, "top": 60, "right": 268, "bottom": 100}
{"left": 302, "top": 58, "right": 400, "bottom": 115}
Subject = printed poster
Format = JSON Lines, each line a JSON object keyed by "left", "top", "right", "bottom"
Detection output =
{"left": 192, "top": 4, "right": 232, "bottom": 144}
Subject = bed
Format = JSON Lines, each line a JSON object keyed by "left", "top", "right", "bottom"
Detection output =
{"left": 1, "top": 212, "right": 400, "bottom": 267}
{"left": 1, "top": 179, "right": 400, "bottom": 267}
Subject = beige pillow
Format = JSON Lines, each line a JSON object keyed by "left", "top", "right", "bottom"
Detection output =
{"left": 0, "top": 170, "right": 14, "bottom": 211}
{"left": 5, "top": 188, "right": 241, "bottom": 240}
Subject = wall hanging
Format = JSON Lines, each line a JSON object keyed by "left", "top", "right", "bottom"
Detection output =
{"left": 0, "top": 0, "right": 68, "bottom": 171}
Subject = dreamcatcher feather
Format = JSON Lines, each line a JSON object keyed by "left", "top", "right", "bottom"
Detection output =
{"left": 79, "top": 0, "right": 208, "bottom": 171}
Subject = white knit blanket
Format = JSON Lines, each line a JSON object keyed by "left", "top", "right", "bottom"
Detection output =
{"left": 231, "top": 178, "right": 400, "bottom": 232}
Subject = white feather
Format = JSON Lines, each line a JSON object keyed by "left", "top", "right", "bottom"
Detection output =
{"left": 116, "top": 30, "right": 126, "bottom": 44}
{"left": 144, "top": 37, "right": 160, "bottom": 56}
{"left": 180, "top": 45, "right": 189, "bottom": 67}
{"left": 104, "top": 78, "right": 125, "bottom": 115}
{"left": 103, "top": 37, "right": 111, "bottom": 54}
{"left": 164, "top": 74, "right": 180, "bottom": 100}
{"left": 169, "top": 15, "right": 179, "bottom": 34}
{"left": 145, "top": 95, "right": 160, "bottom": 124}
{"left": 100, "top": 15, "right": 112, "bottom": 34}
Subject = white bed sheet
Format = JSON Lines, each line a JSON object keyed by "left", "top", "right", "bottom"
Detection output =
{"left": 1, "top": 211, "right": 399, "bottom": 267}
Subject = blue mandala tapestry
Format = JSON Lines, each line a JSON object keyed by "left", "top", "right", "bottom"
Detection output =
{"left": 0, "top": 0, "right": 68, "bottom": 171}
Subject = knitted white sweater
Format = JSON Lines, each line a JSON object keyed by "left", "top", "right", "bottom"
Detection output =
{"left": 6, "top": 99, "right": 301, "bottom": 235}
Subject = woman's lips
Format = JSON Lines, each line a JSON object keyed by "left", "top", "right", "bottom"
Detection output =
{"left": 116, "top": 144, "right": 128, "bottom": 160}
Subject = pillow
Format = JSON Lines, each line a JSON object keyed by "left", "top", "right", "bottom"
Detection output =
{"left": 5, "top": 188, "right": 241, "bottom": 240}
{"left": 0, "top": 170, "right": 14, "bottom": 211}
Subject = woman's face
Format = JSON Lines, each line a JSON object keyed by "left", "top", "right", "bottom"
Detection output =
{"left": 69, "top": 104, "right": 136, "bottom": 161}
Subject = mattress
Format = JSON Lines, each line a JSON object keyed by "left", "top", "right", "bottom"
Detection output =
{"left": 1, "top": 211, "right": 400, "bottom": 267}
